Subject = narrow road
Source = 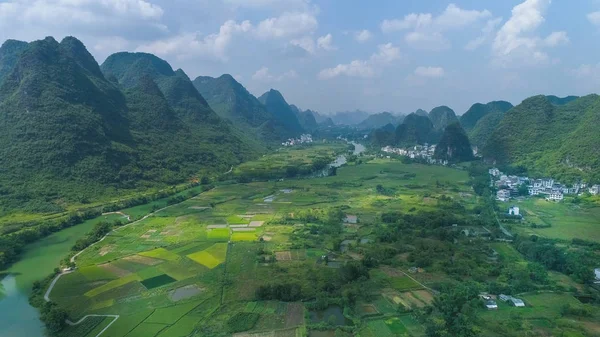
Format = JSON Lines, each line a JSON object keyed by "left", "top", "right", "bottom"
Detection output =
{"left": 101, "top": 211, "right": 131, "bottom": 221}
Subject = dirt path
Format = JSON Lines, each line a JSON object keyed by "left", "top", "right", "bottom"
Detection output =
{"left": 101, "top": 211, "right": 131, "bottom": 221}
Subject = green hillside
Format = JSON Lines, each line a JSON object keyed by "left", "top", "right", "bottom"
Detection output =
{"left": 0, "top": 37, "right": 260, "bottom": 214}
{"left": 460, "top": 101, "right": 513, "bottom": 131}
{"left": 434, "top": 123, "right": 474, "bottom": 162}
{"left": 193, "top": 74, "right": 293, "bottom": 142}
{"left": 357, "top": 111, "right": 402, "bottom": 130}
{"left": 291, "top": 105, "right": 318, "bottom": 132}
{"left": 482, "top": 94, "right": 600, "bottom": 182}
{"left": 428, "top": 106, "right": 458, "bottom": 131}
{"left": 395, "top": 113, "right": 437, "bottom": 145}
{"left": 0, "top": 39, "right": 29, "bottom": 84}
{"left": 258, "top": 89, "right": 304, "bottom": 136}
{"left": 468, "top": 110, "right": 506, "bottom": 149}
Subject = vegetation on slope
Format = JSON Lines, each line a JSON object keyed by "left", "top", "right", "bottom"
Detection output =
{"left": 428, "top": 106, "right": 458, "bottom": 131}
{"left": 395, "top": 113, "right": 437, "bottom": 145}
{"left": 482, "top": 94, "right": 600, "bottom": 182}
{"left": 460, "top": 101, "right": 513, "bottom": 131}
{"left": 357, "top": 112, "right": 402, "bottom": 130}
{"left": 258, "top": 89, "right": 304, "bottom": 137}
{"left": 434, "top": 123, "right": 474, "bottom": 162}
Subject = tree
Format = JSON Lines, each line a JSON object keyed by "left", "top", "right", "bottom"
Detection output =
{"left": 40, "top": 302, "right": 68, "bottom": 333}
{"left": 426, "top": 282, "right": 480, "bottom": 337}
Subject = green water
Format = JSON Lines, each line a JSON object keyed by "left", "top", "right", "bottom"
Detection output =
{"left": 0, "top": 214, "right": 124, "bottom": 337}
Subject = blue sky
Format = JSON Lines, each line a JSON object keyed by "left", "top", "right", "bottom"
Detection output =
{"left": 1, "top": 0, "right": 599, "bottom": 114}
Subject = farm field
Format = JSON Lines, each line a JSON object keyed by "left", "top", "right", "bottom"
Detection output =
{"left": 506, "top": 198, "right": 600, "bottom": 242}
{"left": 34, "top": 145, "right": 599, "bottom": 337}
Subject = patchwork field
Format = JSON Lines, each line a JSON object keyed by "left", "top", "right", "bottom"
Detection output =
{"left": 40, "top": 144, "right": 598, "bottom": 337}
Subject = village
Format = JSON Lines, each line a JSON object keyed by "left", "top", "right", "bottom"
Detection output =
{"left": 489, "top": 167, "right": 600, "bottom": 203}
{"left": 281, "top": 134, "right": 313, "bottom": 147}
{"left": 381, "top": 144, "right": 449, "bottom": 166}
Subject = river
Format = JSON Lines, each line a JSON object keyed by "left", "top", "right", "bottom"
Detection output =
{"left": 0, "top": 215, "right": 121, "bottom": 337}
{"left": 329, "top": 141, "right": 366, "bottom": 169}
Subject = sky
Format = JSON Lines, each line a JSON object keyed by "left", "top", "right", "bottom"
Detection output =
{"left": 1, "top": 0, "right": 599, "bottom": 115}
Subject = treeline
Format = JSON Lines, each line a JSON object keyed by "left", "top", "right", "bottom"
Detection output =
{"left": 515, "top": 235, "right": 597, "bottom": 284}
{"left": 0, "top": 181, "right": 207, "bottom": 270}
{"left": 234, "top": 157, "right": 334, "bottom": 183}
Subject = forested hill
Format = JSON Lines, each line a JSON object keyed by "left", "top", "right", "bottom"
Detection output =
{"left": 0, "top": 39, "right": 29, "bottom": 84}
{"left": 482, "top": 94, "right": 600, "bottom": 183}
{"left": 357, "top": 112, "right": 402, "bottom": 130}
{"left": 395, "top": 113, "right": 437, "bottom": 145}
{"left": 193, "top": 74, "right": 296, "bottom": 142}
{"left": 460, "top": 101, "right": 513, "bottom": 131}
{"left": 0, "top": 37, "right": 260, "bottom": 214}
{"left": 258, "top": 89, "right": 304, "bottom": 136}
{"left": 428, "top": 106, "right": 458, "bottom": 131}
{"left": 434, "top": 123, "right": 474, "bottom": 162}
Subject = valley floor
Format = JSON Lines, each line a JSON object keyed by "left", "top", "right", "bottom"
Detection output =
{"left": 34, "top": 147, "right": 600, "bottom": 337}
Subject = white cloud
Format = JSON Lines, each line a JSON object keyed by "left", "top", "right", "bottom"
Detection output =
{"left": 223, "top": 0, "right": 310, "bottom": 10}
{"left": 289, "top": 36, "right": 315, "bottom": 54}
{"left": 317, "top": 33, "right": 336, "bottom": 51}
{"left": 318, "top": 43, "right": 400, "bottom": 79}
{"left": 137, "top": 20, "right": 251, "bottom": 61}
{"left": 255, "top": 12, "right": 318, "bottom": 39}
{"left": 318, "top": 60, "right": 374, "bottom": 80}
{"left": 369, "top": 43, "right": 401, "bottom": 64}
{"left": 569, "top": 63, "right": 600, "bottom": 78}
{"left": 354, "top": 30, "right": 372, "bottom": 43}
{"left": 252, "top": 66, "right": 297, "bottom": 82}
{"left": 587, "top": 11, "right": 600, "bottom": 25}
{"left": 381, "top": 4, "right": 491, "bottom": 51}
{"left": 492, "top": 0, "right": 568, "bottom": 67}
{"left": 414, "top": 66, "right": 445, "bottom": 78}
{"left": 543, "top": 31, "right": 569, "bottom": 47}
{"left": 465, "top": 17, "right": 503, "bottom": 51}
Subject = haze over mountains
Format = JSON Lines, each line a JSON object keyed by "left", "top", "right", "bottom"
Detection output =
{"left": 0, "top": 35, "right": 598, "bottom": 214}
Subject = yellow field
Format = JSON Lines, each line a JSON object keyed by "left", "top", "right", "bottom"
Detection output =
{"left": 186, "top": 243, "right": 228, "bottom": 269}
{"left": 231, "top": 232, "right": 258, "bottom": 242}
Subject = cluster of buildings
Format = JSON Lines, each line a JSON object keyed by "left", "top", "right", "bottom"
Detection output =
{"left": 381, "top": 144, "right": 448, "bottom": 165}
{"left": 282, "top": 134, "right": 313, "bottom": 147}
{"left": 481, "top": 293, "right": 525, "bottom": 310}
{"left": 489, "top": 167, "right": 600, "bottom": 202}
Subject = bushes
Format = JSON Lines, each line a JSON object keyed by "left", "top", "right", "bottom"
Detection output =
{"left": 227, "top": 312, "right": 260, "bottom": 333}
{"left": 255, "top": 283, "right": 303, "bottom": 301}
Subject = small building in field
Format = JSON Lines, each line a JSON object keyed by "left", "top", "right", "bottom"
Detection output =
{"left": 547, "top": 191, "right": 564, "bottom": 201}
{"left": 485, "top": 300, "right": 498, "bottom": 310}
{"left": 590, "top": 185, "right": 600, "bottom": 195}
{"left": 499, "top": 294, "right": 511, "bottom": 302}
{"left": 508, "top": 206, "right": 520, "bottom": 216}
{"left": 594, "top": 268, "right": 600, "bottom": 284}
{"left": 509, "top": 298, "right": 525, "bottom": 307}
{"left": 344, "top": 215, "right": 358, "bottom": 224}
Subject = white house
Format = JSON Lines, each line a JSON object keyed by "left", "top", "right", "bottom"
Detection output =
{"left": 510, "top": 298, "right": 525, "bottom": 307}
{"left": 344, "top": 215, "right": 358, "bottom": 224}
{"left": 497, "top": 189, "right": 511, "bottom": 202}
{"left": 485, "top": 300, "right": 498, "bottom": 310}
{"left": 589, "top": 185, "right": 600, "bottom": 196}
{"left": 542, "top": 178, "right": 554, "bottom": 188}
{"left": 489, "top": 168, "right": 500, "bottom": 177}
{"left": 508, "top": 206, "right": 520, "bottom": 216}
{"left": 547, "top": 191, "right": 564, "bottom": 201}
{"left": 594, "top": 268, "right": 600, "bottom": 284}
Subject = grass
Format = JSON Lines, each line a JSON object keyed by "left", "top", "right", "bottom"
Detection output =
{"left": 84, "top": 274, "right": 141, "bottom": 297}
{"left": 231, "top": 232, "right": 258, "bottom": 242}
{"left": 207, "top": 228, "right": 230, "bottom": 241}
{"left": 138, "top": 248, "right": 181, "bottom": 262}
{"left": 186, "top": 243, "right": 228, "bottom": 269}
{"left": 125, "top": 322, "right": 168, "bottom": 337}
{"left": 155, "top": 315, "right": 199, "bottom": 337}
{"left": 145, "top": 301, "right": 202, "bottom": 324}
{"left": 514, "top": 198, "right": 600, "bottom": 242}
{"left": 385, "top": 317, "right": 408, "bottom": 334}
{"left": 367, "top": 319, "right": 395, "bottom": 337}
{"left": 390, "top": 277, "right": 422, "bottom": 291}
{"left": 140, "top": 274, "right": 176, "bottom": 289}
{"left": 100, "top": 309, "right": 154, "bottom": 337}
{"left": 79, "top": 266, "right": 117, "bottom": 281}
{"left": 490, "top": 242, "right": 524, "bottom": 262}
{"left": 227, "top": 312, "right": 260, "bottom": 333}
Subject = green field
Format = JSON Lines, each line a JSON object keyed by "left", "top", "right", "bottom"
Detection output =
{"left": 511, "top": 198, "right": 600, "bottom": 242}
{"left": 28, "top": 145, "right": 599, "bottom": 337}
